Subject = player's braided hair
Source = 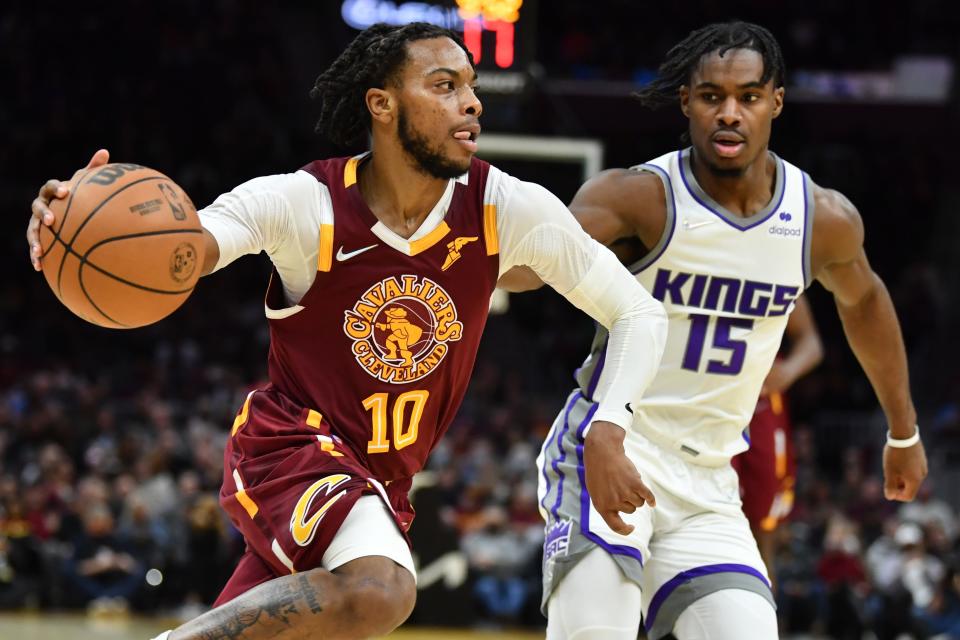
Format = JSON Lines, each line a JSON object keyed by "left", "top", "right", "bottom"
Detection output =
{"left": 634, "top": 21, "right": 785, "bottom": 109}
{"left": 310, "top": 22, "right": 475, "bottom": 147}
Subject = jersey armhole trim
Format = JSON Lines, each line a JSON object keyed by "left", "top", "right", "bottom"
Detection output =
{"left": 801, "top": 172, "right": 815, "bottom": 288}
{"left": 483, "top": 204, "right": 499, "bottom": 255}
{"left": 318, "top": 224, "right": 334, "bottom": 272}
{"left": 628, "top": 164, "right": 676, "bottom": 274}
{"left": 314, "top": 180, "right": 336, "bottom": 272}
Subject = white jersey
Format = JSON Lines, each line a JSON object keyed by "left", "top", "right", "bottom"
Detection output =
{"left": 574, "top": 148, "right": 813, "bottom": 466}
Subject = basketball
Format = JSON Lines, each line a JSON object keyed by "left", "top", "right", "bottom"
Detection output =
{"left": 38, "top": 163, "right": 203, "bottom": 329}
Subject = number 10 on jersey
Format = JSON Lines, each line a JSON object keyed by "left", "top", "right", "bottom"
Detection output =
{"left": 363, "top": 390, "right": 429, "bottom": 453}
{"left": 681, "top": 314, "right": 753, "bottom": 375}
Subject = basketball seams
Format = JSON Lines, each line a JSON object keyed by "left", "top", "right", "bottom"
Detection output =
{"left": 56, "top": 174, "right": 167, "bottom": 296}
{"left": 52, "top": 167, "right": 96, "bottom": 297}
{"left": 41, "top": 166, "right": 93, "bottom": 258}
{"left": 77, "top": 259, "right": 127, "bottom": 328}
{"left": 48, "top": 228, "right": 201, "bottom": 295}
{"left": 64, "top": 175, "right": 169, "bottom": 247}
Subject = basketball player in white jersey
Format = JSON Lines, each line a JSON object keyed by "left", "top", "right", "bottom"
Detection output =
{"left": 501, "top": 21, "right": 928, "bottom": 639}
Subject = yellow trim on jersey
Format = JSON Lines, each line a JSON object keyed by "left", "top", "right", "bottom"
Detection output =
{"left": 409, "top": 221, "right": 451, "bottom": 256}
{"left": 232, "top": 469, "right": 259, "bottom": 519}
{"left": 230, "top": 391, "right": 255, "bottom": 436}
{"left": 344, "top": 156, "right": 360, "bottom": 188}
{"left": 483, "top": 204, "right": 499, "bottom": 255}
{"left": 319, "top": 437, "right": 344, "bottom": 457}
{"left": 318, "top": 223, "right": 334, "bottom": 272}
{"left": 306, "top": 409, "right": 323, "bottom": 428}
{"left": 770, "top": 391, "right": 784, "bottom": 415}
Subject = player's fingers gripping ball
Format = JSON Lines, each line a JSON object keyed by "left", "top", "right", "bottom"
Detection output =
{"left": 39, "top": 163, "right": 202, "bottom": 328}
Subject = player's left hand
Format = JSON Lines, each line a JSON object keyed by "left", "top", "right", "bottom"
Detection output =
{"left": 883, "top": 440, "right": 928, "bottom": 501}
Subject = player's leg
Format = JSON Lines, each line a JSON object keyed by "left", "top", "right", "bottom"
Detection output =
{"left": 546, "top": 547, "right": 642, "bottom": 640}
{"left": 194, "top": 390, "right": 419, "bottom": 639}
{"left": 735, "top": 400, "right": 795, "bottom": 591}
{"left": 538, "top": 391, "right": 652, "bottom": 639}
{"left": 172, "top": 495, "right": 416, "bottom": 640}
{"left": 170, "top": 555, "right": 414, "bottom": 640}
{"left": 641, "top": 475, "right": 776, "bottom": 640}
{"left": 672, "top": 589, "right": 778, "bottom": 639}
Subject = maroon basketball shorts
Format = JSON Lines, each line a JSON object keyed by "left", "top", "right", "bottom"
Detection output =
{"left": 732, "top": 392, "right": 796, "bottom": 532}
{"left": 216, "top": 387, "right": 414, "bottom": 604}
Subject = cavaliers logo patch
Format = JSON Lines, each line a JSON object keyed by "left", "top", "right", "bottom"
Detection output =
{"left": 343, "top": 275, "right": 463, "bottom": 383}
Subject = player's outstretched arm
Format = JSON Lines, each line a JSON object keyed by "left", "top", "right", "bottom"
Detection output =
{"left": 497, "top": 177, "right": 668, "bottom": 533}
{"left": 26, "top": 149, "right": 221, "bottom": 276}
{"left": 811, "top": 184, "right": 927, "bottom": 501}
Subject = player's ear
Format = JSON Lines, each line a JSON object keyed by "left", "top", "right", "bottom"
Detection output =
{"left": 366, "top": 88, "right": 396, "bottom": 125}
{"left": 679, "top": 85, "right": 691, "bottom": 118}
{"left": 772, "top": 86, "right": 785, "bottom": 119}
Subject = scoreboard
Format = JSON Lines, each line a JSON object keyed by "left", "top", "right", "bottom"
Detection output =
{"left": 340, "top": 0, "right": 534, "bottom": 74}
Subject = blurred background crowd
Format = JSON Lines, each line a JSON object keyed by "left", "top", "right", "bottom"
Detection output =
{"left": 2, "top": 1, "right": 959, "bottom": 638}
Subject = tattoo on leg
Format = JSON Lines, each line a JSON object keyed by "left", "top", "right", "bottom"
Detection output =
{"left": 297, "top": 574, "right": 323, "bottom": 614}
{"left": 196, "top": 607, "right": 263, "bottom": 640}
{"left": 195, "top": 579, "right": 305, "bottom": 639}
{"left": 262, "top": 580, "right": 301, "bottom": 626}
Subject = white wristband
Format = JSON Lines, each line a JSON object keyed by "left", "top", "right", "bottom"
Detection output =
{"left": 886, "top": 425, "right": 920, "bottom": 448}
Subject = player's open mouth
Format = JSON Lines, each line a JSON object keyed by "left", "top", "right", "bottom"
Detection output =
{"left": 712, "top": 132, "right": 745, "bottom": 158}
{"left": 713, "top": 138, "right": 746, "bottom": 158}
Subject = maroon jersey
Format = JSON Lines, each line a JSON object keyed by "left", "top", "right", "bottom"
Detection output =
{"left": 264, "top": 155, "right": 499, "bottom": 481}
{"left": 732, "top": 391, "right": 796, "bottom": 531}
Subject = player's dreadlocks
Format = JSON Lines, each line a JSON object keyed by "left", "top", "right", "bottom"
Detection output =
{"left": 311, "top": 22, "right": 475, "bottom": 147}
{"left": 634, "top": 21, "right": 785, "bottom": 109}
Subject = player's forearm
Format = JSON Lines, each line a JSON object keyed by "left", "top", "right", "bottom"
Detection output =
{"left": 563, "top": 249, "right": 668, "bottom": 429}
{"left": 835, "top": 273, "right": 916, "bottom": 437}
{"left": 200, "top": 227, "right": 220, "bottom": 276}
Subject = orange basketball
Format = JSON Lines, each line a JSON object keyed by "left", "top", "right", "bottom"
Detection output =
{"left": 38, "top": 163, "right": 203, "bottom": 328}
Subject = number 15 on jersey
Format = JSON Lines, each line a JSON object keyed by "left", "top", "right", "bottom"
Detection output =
{"left": 681, "top": 314, "right": 754, "bottom": 375}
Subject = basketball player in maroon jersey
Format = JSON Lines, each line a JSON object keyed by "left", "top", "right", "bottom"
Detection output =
{"left": 26, "top": 23, "right": 668, "bottom": 640}
{"left": 731, "top": 295, "right": 822, "bottom": 587}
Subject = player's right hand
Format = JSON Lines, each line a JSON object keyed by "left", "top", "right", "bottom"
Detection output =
{"left": 584, "top": 420, "right": 655, "bottom": 535}
{"left": 28, "top": 149, "right": 110, "bottom": 271}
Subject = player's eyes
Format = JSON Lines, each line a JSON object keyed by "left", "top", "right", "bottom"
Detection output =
{"left": 742, "top": 94, "right": 760, "bottom": 102}
{"left": 437, "top": 81, "right": 455, "bottom": 91}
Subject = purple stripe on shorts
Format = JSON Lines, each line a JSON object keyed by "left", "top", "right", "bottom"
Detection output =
{"left": 549, "top": 392, "right": 584, "bottom": 520}
{"left": 645, "top": 563, "right": 770, "bottom": 632}
{"left": 585, "top": 340, "right": 608, "bottom": 400}
{"left": 575, "top": 404, "right": 646, "bottom": 565}
{"left": 541, "top": 391, "right": 580, "bottom": 515}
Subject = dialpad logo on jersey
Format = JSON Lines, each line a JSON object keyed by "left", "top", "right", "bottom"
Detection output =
{"left": 769, "top": 211, "right": 801, "bottom": 237}
{"left": 344, "top": 275, "right": 464, "bottom": 383}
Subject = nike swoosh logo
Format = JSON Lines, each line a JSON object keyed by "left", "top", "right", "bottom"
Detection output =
{"left": 684, "top": 219, "right": 715, "bottom": 230}
{"left": 336, "top": 244, "right": 378, "bottom": 261}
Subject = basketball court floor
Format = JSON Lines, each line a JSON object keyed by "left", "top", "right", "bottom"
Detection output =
{"left": 0, "top": 612, "right": 543, "bottom": 640}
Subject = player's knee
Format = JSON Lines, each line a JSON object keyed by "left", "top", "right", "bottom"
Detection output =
{"left": 341, "top": 563, "right": 416, "bottom": 636}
